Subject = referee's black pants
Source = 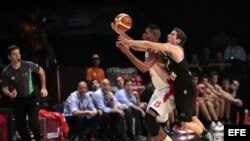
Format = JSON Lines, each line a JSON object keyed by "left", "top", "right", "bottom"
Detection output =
{"left": 12, "top": 94, "right": 41, "bottom": 141}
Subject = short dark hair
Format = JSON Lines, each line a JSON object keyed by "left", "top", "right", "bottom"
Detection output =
{"left": 7, "top": 45, "right": 20, "bottom": 55}
{"left": 147, "top": 24, "right": 161, "bottom": 31}
{"left": 192, "top": 72, "right": 199, "bottom": 78}
{"left": 124, "top": 78, "right": 134, "bottom": 86}
{"left": 147, "top": 24, "right": 161, "bottom": 42}
{"left": 210, "top": 71, "right": 219, "bottom": 77}
{"left": 200, "top": 74, "right": 208, "bottom": 80}
{"left": 222, "top": 77, "right": 230, "bottom": 82}
{"left": 174, "top": 27, "right": 187, "bottom": 46}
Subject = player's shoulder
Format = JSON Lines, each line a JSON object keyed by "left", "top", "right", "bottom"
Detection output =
{"left": 21, "top": 60, "right": 35, "bottom": 65}
{"left": 164, "top": 43, "right": 179, "bottom": 47}
{"left": 165, "top": 43, "right": 183, "bottom": 53}
{"left": 22, "top": 60, "right": 39, "bottom": 67}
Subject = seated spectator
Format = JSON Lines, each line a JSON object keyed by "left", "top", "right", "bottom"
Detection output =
{"left": 92, "top": 79, "right": 125, "bottom": 141}
{"left": 200, "top": 47, "right": 213, "bottom": 66}
{"left": 188, "top": 53, "right": 202, "bottom": 73}
{"left": 115, "top": 78, "right": 145, "bottom": 139}
{"left": 204, "top": 71, "right": 243, "bottom": 123}
{"left": 91, "top": 79, "right": 101, "bottom": 91}
{"left": 115, "top": 76, "right": 124, "bottom": 90}
{"left": 210, "top": 51, "right": 230, "bottom": 72}
{"left": 208, "top": 72, "right": 242, "bottom": 104}
{"left": 214, "top": 51, "right": 225, "bottom": 65}
{"left": 224, "top": 38, "right": 246, "bottom": 62}
{"left": 63, "top": 81, "right": 101, "bottom": 141}
{"left": 211, "top": 30, "right": 230, "bottom": 53}
{"left": 221, "top": 77, "right": 232, "bottom": 124}
{"left": 229, "top": 80, "right": 245, "bottom": 125}
{"left": 197, "top": 75, "right": 223, "bottom": 131}
{"left": 86, "top": 79, "right": 101, "bottom": 97}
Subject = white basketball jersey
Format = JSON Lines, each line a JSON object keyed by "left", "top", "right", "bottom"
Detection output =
{"left": 145, "top": 50, "right": 169, "bottom": 90}
{"left": 149, "top": 64, "right": 169, "bottom": 90}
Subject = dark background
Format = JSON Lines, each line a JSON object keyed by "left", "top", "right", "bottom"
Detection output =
{"left": 0, "top": 0, "right": 250, "bottom": 106}
{"left": 1, "top": 0, "right": 250, "bottom": 67}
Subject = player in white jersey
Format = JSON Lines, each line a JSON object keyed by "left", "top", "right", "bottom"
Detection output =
{"left": 146, "top": 53, "right": 175, "bottom": 123}
{"left": 111, "top": 23, "right": 174, "bottom": 141}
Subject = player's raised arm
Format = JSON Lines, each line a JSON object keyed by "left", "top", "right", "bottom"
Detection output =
{"left": 111, "top": 22, "right": 145, "bottom": 52}
{"left": 118, "top": 35, "right": 183, "bottom": 61}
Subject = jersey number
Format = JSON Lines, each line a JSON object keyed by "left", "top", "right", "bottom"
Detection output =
{"left": 154, "top": 100, "right": 162, "bottom": 107}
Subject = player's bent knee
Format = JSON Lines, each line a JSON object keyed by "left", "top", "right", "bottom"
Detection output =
{"left": 144, "top": 113, "right": 160, "bottom": 136}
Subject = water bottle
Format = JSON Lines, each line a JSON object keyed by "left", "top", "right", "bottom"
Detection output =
{"left": 244, "top": 109, "right": 249, "bottom": 125}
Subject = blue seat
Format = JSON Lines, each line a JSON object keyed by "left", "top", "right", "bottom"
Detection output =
{"left": 52, "top": 103, "right": 64, "bottom": 113}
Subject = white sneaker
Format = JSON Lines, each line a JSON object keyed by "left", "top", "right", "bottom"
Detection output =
{"left": 213, "top": 125, "right": 224, "bottom": 132}
{"left": 217, "top": 121, "right": 223, "bottom": 126}
{"left": 177, "top": 134, "right": 195, "bottom": 140}
{"left": 213, "top": 132, "right": 224, "bottom": 141}
{"left": 210, "top": 121, "right": 216, "bottom": 131}
{"left": 214, "top": 121, "right": 224, "bottom": 132}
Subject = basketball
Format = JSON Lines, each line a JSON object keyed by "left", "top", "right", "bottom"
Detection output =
{"left": 114, "top": 13, "right": 132, "bottom": 32}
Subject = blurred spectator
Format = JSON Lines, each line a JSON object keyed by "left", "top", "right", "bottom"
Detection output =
{"left": 200, "top": 47, "right": 213, "bottom": 66}
{"left": 221, "top": 78, "right": 232, "bottom": 124}
{"left": 20, "top": 12, "right": 43, "bottom": 65}
{"left": 214, "top": 51, "right": 225, "bottom": 64}
{"left": 188, "top": 53, "right": 202, "bottom": 73}
{"left": 229, "top": 80, "right": 244, "bottom": 124}
{"left": 132, "top": 72, "right": 143, "bottom": 86}
{"left": 132, "top": 72, "right": 144, "bottom": 95}
{"left": 224, "top": 38, "right": 246, "bottom": 62}
{"left": 86, "top": 79, "right": 101, "bottom": 97}
{"left": 208, "top": 71, "right": 243, "bottom": 112}
{"left": 20, "top": 11, "right": 57, "bottom": 68}
{"left": 115, "top": 76, "right": 124, "bottom": 90}
{"left": 211, "top": 30, "right": 230, "bottom": 53}
{"left": 91, "top": 79, "right": 125, "bottom": 141}
{"left": 63, "top": 81, "right": 101, "bottom": 140}
{"left": 91, "top": 79, "right": 101, "bottom": 91}
{"left": 213, "top": 51, "right": 229, "bottom": 71}
{"left": 86, "top": 54, "right": 105, "bottom": 84}
{"left": 115, "top": 78, "right": 145, "bottom": 139}
{"left": 196, "top": 74, "right": 222, "bottom": 131}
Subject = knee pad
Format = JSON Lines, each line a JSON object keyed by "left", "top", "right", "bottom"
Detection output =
{"left": 144, "top": 113, "right": 160, "bottom": 136}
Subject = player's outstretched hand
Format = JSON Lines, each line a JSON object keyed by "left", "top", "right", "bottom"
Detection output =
{"left": 111, "top": 22, "right": 122, "bottom": 35}
{"left": 235, "top": 98, "right": 243, "bottom": 107}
